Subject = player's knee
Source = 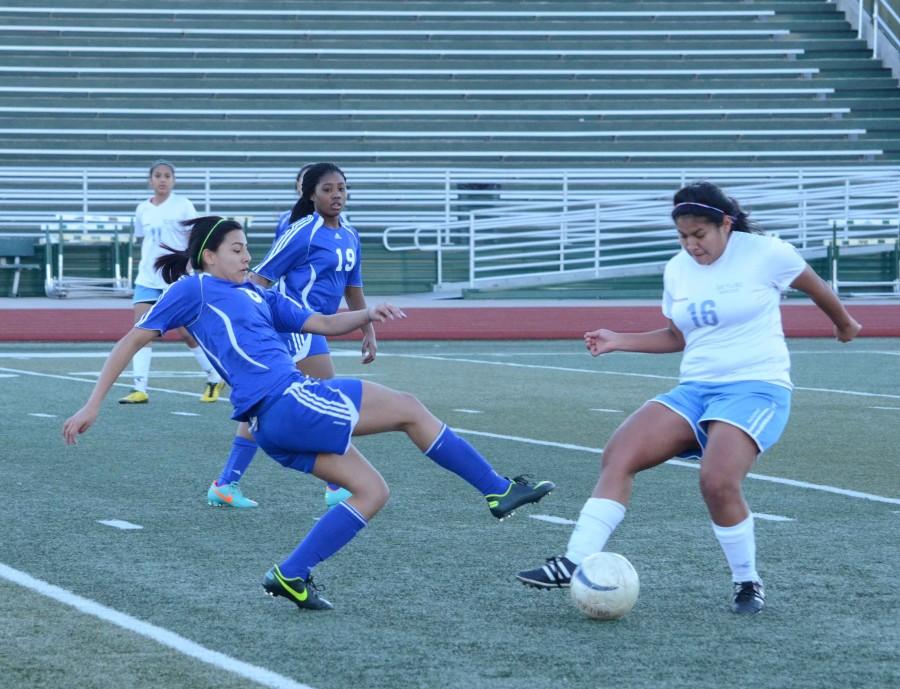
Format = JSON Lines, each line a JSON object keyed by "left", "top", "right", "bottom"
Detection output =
{"left": 698, "top": 469, "right": 740, "bottom": 504}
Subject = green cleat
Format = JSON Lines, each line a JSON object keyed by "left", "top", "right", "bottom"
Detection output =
{"left": 262, "top": 565, "right": 333, "bottom": 611}
{"left": 486, "top": 475, "right": 555, "bottom": 520}
{"left": 207, "top": 481, "right": 258, "bottom": 509}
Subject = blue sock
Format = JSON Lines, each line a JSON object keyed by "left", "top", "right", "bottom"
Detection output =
{"left": 217, "top": 436, "right": 257, "bottom": 486}
{"left": 425, "top": 425, "right": 510, "bottom": 496}
{"left": 279, "top": 502, "right": 368, "bottom": 580}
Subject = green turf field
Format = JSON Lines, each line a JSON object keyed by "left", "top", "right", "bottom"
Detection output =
{"left": 0, "top": 339, "right": 898, "bottom": 689}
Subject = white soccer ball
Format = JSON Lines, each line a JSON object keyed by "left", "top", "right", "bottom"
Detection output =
{"left": 569, "top": 552, "right": 639, "bottom": 620}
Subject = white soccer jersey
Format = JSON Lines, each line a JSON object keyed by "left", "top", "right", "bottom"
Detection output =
{"left": 133, "top": 193, "right": 197, "bottom": 289}
{"left": 662, "top": 231, "right": 807, "bottom": 388}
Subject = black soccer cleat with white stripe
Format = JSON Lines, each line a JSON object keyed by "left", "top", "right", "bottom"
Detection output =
{"left": 732, "top": 580, "right": 765, "bottom": 614}
{"left": 516, "top": 555, "right": 577, "bottom": 589}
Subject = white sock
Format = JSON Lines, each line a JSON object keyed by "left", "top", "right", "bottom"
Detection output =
{"left": 190, "top": 345, "right": 221, "bottom": 383}
{"left": 712, "top": 514, "right": 760, "bottom": 584}
{"left": 132, "top": 346, "right": 152, "bottom": 392}
{"left": 564, "top": 497, "right": 626, "bottom": 565}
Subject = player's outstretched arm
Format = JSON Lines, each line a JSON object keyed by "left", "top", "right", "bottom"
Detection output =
{"left": 345, "top": 285, "right": 377, "bottom": 364}
{"left": 304, "top": 303, "right": 406, "bottom": 337}
{"left": 585, "top": 322, "right": 685, "bottom": 357}
{"left": 62, "top": 327, "right": 158, "bottom": 444}
{"left": 789, "top": 266, "right": 862, "bottom": 342}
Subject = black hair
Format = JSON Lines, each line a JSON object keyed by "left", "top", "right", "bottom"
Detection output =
{"left": 149, "top": 158, "right": 175, "bottom": 176}
{"left": 671, "top": 181, "right": 761, "bottom": 234}
{"left": 154, "top": 215, "right": 243, "bottom": 283}
{"left": 288, "top": 162, "right": 347, "bottom": 224}
{"left": 295, "top": 163, "right": 312, "bottom": 185}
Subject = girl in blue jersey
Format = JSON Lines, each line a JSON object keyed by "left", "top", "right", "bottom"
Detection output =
{"left": 516, "top": 181, "right": 861, "bottom": 614}
{"left": 208, "top": 163, "right": 368, "bottom": 509}
{"left": 63, "top": 216, "right": 554, "bottom": 611}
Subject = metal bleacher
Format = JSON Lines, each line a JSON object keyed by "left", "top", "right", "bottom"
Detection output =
{"left": 1, "top": 1, "right": 900, "bottom": 297}
{"left": 0, "top": 0, "right": 897, "bottom": 167}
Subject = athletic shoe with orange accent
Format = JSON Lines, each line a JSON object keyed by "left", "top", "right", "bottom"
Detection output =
{"left": 324, "top": 484, "right": 352, "bottom": 508}
{"left": 207, "top": 481, "right": 258, "bottom": 508}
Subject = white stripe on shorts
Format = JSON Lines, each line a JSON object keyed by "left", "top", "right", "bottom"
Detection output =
{"left": 285, "top": 382, "right": 354, "bottom": 421}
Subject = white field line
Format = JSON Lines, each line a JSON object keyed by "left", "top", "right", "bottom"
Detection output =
{"left": 529, "top": 514, "right": 577, "bottom": 525}
{"left": 391, "top": 353, "right": 900, "bottom": 400}
{"left": 870, "top": 406, "right": 900, "bottom": 411}
{"left": 97, "top": 519, "right": 143, "bottom": 530}
{"left": 0, "top": 562, "right": 315, "bottom": 689}
{"left": 754, "top": 513, "right": 795, "bottom": 522}
{"left": 453, "top": 408, "right": 483, "bottom": 414}
{"left": 28, "top": 412, "right": 57, "bottom": 418}
{"left": 0, "top": 367, "right": 230, "bottom": 402}
{"left": 5, "top": 358, "right": 898, "bottom": 505}
{"left": 453, "top": 429, "right": 900, "bottom": 505}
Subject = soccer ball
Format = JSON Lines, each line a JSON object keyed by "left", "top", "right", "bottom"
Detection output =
{"left": 569, "top": 552, "right": 639, "bottom": 620}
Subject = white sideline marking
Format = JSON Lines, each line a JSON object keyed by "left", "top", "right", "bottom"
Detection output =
{"left": 4, "top": 357, "right": 897, "bottom": 505}
{"left": 0, "top": 351, "right": 196, "bottom": 359}
{"left": 590, "top": 408, "right": 623, "bottom": 413}
{"left": 97, "top": 519, "right": 143, "bottom": 530}
{"left": 0, "top": 372, "right": 18, "bottom": 377}
{"left": 754, "top": 513, "right": 795, "bottom": 522}
{"left": 530, "top": 514, "right": 576, "bottom": 525}
{"left": 0, "top": 562, "right": 316, "bottom": 689}
{"left": 870, "top": 406, "right": 900, "bottom": 411}
{"left": 28, "top": 412, "right": 57, "bottom": 418}
{"left": 452, "top": 429, "right": 900, "bottom": 506}
{"left": 663, "top": 458, "right": 900, "bottom": 505}
{"left": 171, "top": 412, "right": 200, "bottom": 417}
{"left": 453, "top": 408, "right": 483, "bottom": 414}
{"left": 394, "top": 353, "right": 900, "bottom": 400}
{"left": 0, "top": 367, "right": 226, "bottom": 401}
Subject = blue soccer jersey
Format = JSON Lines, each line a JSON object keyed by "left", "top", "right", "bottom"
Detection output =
{"left": 274, "top": 209, "right": 291, "bottom": 239}
{"left": 253, "top": 212, "right": 363, "bottom": 316}
{"left": 135, "top": 273, "right": 313, "bottom": 421}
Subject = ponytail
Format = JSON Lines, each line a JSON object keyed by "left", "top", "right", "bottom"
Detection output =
{"left": 153, "top": 216, "right": 243, "bottom": 283}
{"left": 154, "top": 245, "right": 192, "bottom": 283}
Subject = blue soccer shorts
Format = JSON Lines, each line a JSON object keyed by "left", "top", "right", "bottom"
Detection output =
{"left": 280, "top": 331, "right": 330, "bottom": 362}
{"left": 652, "top": 380, "right": 792, "bottom": 457}
{"left": 252, "top": 377, "right": 363, "bottom": 473}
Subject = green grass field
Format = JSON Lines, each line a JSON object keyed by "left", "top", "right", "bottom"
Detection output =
{"left": 1, "top": 339, "right": 898, "bottom": 689}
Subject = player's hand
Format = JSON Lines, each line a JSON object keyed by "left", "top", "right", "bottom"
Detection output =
{"left": 62, "top": 406, "right": 98, "bottom": 445}
{"left": 361, "top": 331, "right": 377, "bottom": 364}
{"left": 584, "top": 328, "right": 619, "bottom": 357}
{"left": 367, "top": 303, "right": 406, "bottom": 323}
{"left": 835, "top": 317, "right": 862, "bottom": 343}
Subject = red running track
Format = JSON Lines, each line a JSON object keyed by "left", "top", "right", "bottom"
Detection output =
{"left": 1, "top": 303, "right": 898, "bottom": 341}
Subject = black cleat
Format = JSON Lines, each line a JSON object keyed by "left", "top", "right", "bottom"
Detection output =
{"left": 732, "top": 580, "right": 765, "bottom": 614}
{"left": 486, "top": 475, "right": 555, "bottom": 520}
{"left": 516, "top": 555, "right": 577, "bottom": 589}
{"left": 262, "top": 565, "right": 333, "bottom": 611}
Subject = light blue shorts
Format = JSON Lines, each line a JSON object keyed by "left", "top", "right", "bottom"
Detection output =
{"left": 279, "top": 331, "right": 330, "bottom": 362}
{"left": 252, "top": 377, "right": 363, "bottom": 473}
{"left": 132, "top": 283, "right": 164, "bottom": 304}
{"left": 652, "top": 380, "right": 792, "bottom": 458}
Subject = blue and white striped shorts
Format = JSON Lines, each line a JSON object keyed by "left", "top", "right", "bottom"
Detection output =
{"left": 252, "top": 377, "right": 363, "bottom": 473}
{"left": 652, "top": 380, "right": 792, "bottom": 457}
{"left": 280, "top": 331, "right": 330, "bottom": 362}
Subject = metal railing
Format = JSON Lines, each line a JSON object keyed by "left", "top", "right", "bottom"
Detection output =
{"left": 382, "top": 167, "right": 900, "bottom": 292}
{"left": 4, "top": 165, "right": 900, "bottom": 294}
